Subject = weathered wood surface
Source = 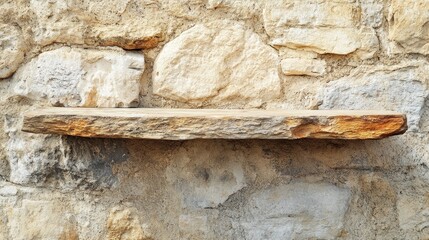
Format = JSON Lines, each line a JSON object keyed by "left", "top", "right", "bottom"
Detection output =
{"left": 22, "top": 108, "right": 407, "bottom": 140}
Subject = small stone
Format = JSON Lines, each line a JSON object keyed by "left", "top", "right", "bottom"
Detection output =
{"left": 153, "top": 20, "right": 281, "bottom": 107}
{"left": 106, "top": 206, "right": 151, "bottom": 240}
{"left": 0, "top": 24, "right": 25, "bottom": 79}
{"left": 0, "top": 185, "right": 18, "bottom": 196}
{"left": 281, "top": 58, "right": 326, "bottom": 76}
{"left": 13, "top": 47, "right": 144, "bottom": 107}
{"left": 87, "top": 23, "right": 164, "bottom": 49}
{"left": 242, "top": 182, "right": 351, "bottom": 239}
{"left": 389, "top": 0, "right": 429, "bottom": 54}
{"left": 271, "top": 27, "right": 361, "bottom": 55}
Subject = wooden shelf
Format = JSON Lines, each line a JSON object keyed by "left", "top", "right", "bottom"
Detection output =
{"left": 22, "top": 108, "right": 407, "bottom": 140}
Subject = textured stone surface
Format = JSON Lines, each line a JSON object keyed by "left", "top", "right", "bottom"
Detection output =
{"left": 166, "top": 141, "right": 246, "bottom": 208}
{"left": 107, "top": 206, "right": 151, "bottom": 240}
{"left": 13, "top": 47, "right": 144, "bottom": 107}
{"left": 281, "top": 58, "right": 326, "bottom": 76}
{"left": 153, "top": 21, "right": 281, "bottom": 107}
{"left": 0, "top": 0, "right": 429, "bottom": 239}
{"left": 7, "top": 200, "right": 78, "bottom": 240}
{"left": 389, "top": 0, "right": 429, "bottom": 54}
{"left": 22, "top": 108, "right": 407, "bottom": 140}
{"left": 317, "top": 62, "right": 429, "bottom": 131}
{"left": 241, "top": 182, "right": 351, "bottom": 239}
{"left": 0, "top": 24, "right": 25, "bottom": 79}
{"left": 263, "top": 1, "right": 378, "bottom": 56}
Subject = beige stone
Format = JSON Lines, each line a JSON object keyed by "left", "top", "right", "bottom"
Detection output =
{"left": 263, "top": 1, "right": 356, "bottom": 33}
{"left": 152, "top": 20, "right": 281, "bottom": 107}
{"left": 389, "top": 0, "right": 429, "bottom": 54}
{"left": 13, "top": 47, "right": 144, "bottom": 107}
{"left": 0, "top": 24, "right": 25, "bottom": 79}
{"left": 263, "top": 0, "right": 378, "bottom": 57}
{"left": 271, "top": 27, "right": 361, "bottom": 55}
{"left": 281, "top": 58, "right": 326, "bottom": 76}
{"left": 107, "top": 206, "right": 151, "bottom": 240}
{"left": 22, "top": 108, "right": 407, "bottom": 140}
{"left": 7, "top": 200, "right": 78, "bottom": 240}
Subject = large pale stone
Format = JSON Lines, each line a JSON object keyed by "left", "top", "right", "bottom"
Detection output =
{"left": 317, "top": 62, "right": 429, "bottom": 131}
{"left": 241, "top": 182, "right": 351, "bottom": 239}
{"left": 153, "top": 21, "right": 281, "bottom": 107}
{"left": 13, "top": 47, "right": 144, "bottom": 107}
{"left": 389, "top": 0, "right": 429, "bottom": 54}
{"left": 0, "top": 24, "right": 25, "bottom": 79}
{"left": 281, "top": 58, "right": 326, "bottom": 76}
{"left": 22, "top": 108, "right": 407, "bottom": 140}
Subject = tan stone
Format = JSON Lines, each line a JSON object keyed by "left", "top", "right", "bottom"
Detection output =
{"left": 0, "top": 24, "right": 25, "bottom": 79}
{"left": 7, "top": 200, "right": 78, "bottom": 240}
{"left": 271, "top": 27, "right": 361, "bottom": 55}
{"left": 22, "top": 108, "right": 407, "bottom": 140}
{"left": 281, "top": 58, "right": 326, "bottom": 76}
{"left": 152, "top": 20, "right": 281, "bottom": 107}
{"left": 389, "top": 0, "right": 429, "bottom": 54}
{"left": 107, "top": 206, "right": 151, "bottom": 240}
{"left": 263, "top": 0, "right": 378, "bottom": 57}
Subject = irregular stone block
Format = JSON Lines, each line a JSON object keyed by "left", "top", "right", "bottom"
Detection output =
{"left": 389, "top": 0, "right": 429, "bottom": 54}
{"left": 107, "top": 206, "right": 151, "bottom": 240}
{"left": 7, "top": 200, "right": 78, "bottom": 240}
{"left": 166, "top": 141, "right": 246, "bottom": 208}
{"left": 152, "top": 20, "right": 281, "bottom": 107}
{"left": 317, "top": 62, "right": 428, "bottom": 131}
{"left": 241, "top": 182, "right": 351, "bottom": 239}
{"left": 13, "top": 47, "right": 144, "bottom": 107}
{"left": 263, "top": 0, "right": 379, "bottom": 57}
{"left": 0, "top": 24, "right": 25, "bottom": 79}
{"left": 22, "top": 108, "right": 407, "bottom": 140}
{"left": 281, "top": 58, "right": 326, "bottom": 76}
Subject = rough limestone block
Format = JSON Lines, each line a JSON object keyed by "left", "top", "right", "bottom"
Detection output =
{"left": 13, "top": 47, "right": 144, "bottom": 107}
{"left": 281, "top": 58, "right": 326, "bottom": 76}
{"left": 389, "top": 0, "right": 429, "bottom": 54}
{"left": 317, "top": 62, "right": 428, "bottom": 131}
{"left": 263, "top": 0, "right": 379, "bottom": 57}
{"left": 152, "top": 20, "right": 281, "bottom": 107}
{"left": 242, "top": 182, "right": 351, "bottom": 239}
{"left": 22, "top": 108, "right": 407, "bottom": 140}
{"left": 0, "top": 24, "right": 25, "bottom": 79}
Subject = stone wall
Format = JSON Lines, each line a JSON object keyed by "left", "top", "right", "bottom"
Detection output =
{"left": 0, "top": 0, "right": 429, "bottom": 239}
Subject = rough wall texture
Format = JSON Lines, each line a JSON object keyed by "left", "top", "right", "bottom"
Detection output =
{"left": 0, "top": 0, "right": 429, "bottom": 239}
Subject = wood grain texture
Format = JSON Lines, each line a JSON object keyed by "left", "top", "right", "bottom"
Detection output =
{"left": 22, "top": 108, "right": 408, "bottom": 140}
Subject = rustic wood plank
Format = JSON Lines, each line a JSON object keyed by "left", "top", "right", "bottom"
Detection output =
{"left": 22, "top": 108, "right": 407, "bottom": 140}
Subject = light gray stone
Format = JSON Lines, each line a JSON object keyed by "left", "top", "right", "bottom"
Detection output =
{"left": 153, "top": 20, "right": 281, "bottom": 107}
{"left": 241, "top": 182, "right": 350, "bottom": 239}
{"left": 318, "top": 62, "right": 429, "bottom": 131}
{"left": 13, "top": 47, "right": 144, "bottom": 107}
{"left": 166, "top": 141, "right": 246, "bottom": 208}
